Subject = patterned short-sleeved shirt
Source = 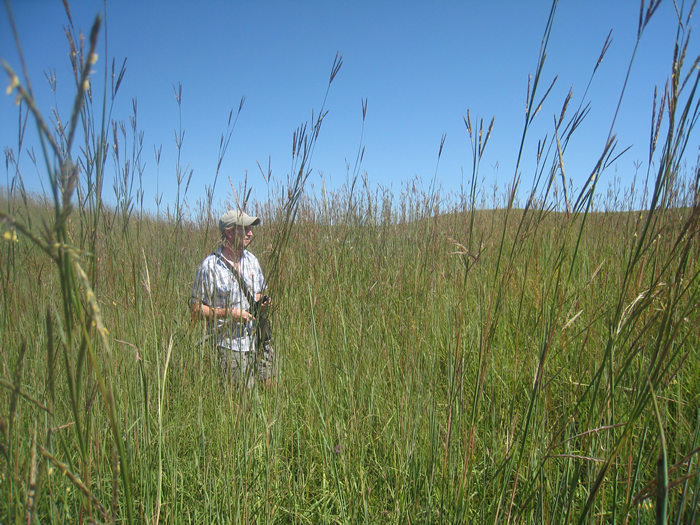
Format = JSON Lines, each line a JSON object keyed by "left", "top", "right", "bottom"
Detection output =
{"left": 191, "top": 247, "right": 266, "bottom": 352}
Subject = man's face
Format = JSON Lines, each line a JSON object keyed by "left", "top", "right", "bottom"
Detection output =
{"left": 227, "top": 225, "right": 253, "bottom": 249}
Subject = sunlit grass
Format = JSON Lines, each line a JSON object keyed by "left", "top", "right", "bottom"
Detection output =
{"left": 1, "top": 0, "right": 700, "bottom": 523}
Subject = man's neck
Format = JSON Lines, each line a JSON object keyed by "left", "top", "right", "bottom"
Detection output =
{"left": 221, "top": 245, "right": 243, "bottom": 263}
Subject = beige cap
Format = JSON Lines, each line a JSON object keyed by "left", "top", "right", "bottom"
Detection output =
{"left": 219, "top": 210, "right": 261, "bottom": 232}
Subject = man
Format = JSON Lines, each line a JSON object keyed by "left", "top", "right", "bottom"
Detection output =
{"left": 190, "top": 209, "right": 274, "bottom": 388}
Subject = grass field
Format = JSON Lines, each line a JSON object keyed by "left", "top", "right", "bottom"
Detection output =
{"left": 2, "top": 0, "right": 700, "bottom": 523}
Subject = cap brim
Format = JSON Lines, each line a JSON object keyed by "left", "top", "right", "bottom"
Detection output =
{"left": 219, "top": 210, "right": 261, "bottom": 230}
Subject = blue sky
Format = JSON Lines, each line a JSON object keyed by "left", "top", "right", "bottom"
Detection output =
{"left": 1, "top": 1, "right": 696, "bottom": 214}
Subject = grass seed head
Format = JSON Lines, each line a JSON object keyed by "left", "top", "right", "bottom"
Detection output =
{"left": 5, "top": 73, "right": 19, "bottom": 95}
{"left": 2, "top": 230, "right": 18, "bottom": 242}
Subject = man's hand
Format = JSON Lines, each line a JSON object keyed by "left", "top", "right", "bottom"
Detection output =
{"left": 255, "top": 294, "right": 271, "bottom": 311}
{"left": 232, "top": 307, "right": 255, "bottom": 322}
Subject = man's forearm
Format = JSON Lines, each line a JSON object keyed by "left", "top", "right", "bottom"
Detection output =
{"left": 192, "top": 302, "right": 251, "bottom": 322}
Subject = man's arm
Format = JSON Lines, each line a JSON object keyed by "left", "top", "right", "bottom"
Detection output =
{"left": 190, "top": 301, "right": 255, "bottom": 322}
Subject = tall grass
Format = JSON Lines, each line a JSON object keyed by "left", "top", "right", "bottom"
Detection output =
{"left": 2, "top": 0, "right": 700, "bottom": 523}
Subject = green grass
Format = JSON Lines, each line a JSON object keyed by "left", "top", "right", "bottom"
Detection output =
{"left": 2, "top": 0, "right": 700, "bottom": 523}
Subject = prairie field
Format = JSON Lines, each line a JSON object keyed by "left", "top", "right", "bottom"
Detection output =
{"left": 2, "top": 1, "right": 700, "bottom": 524}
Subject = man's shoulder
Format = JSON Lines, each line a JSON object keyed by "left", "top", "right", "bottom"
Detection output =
{"left": 198, "top": 252, "right": 222, "bottom": 271}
